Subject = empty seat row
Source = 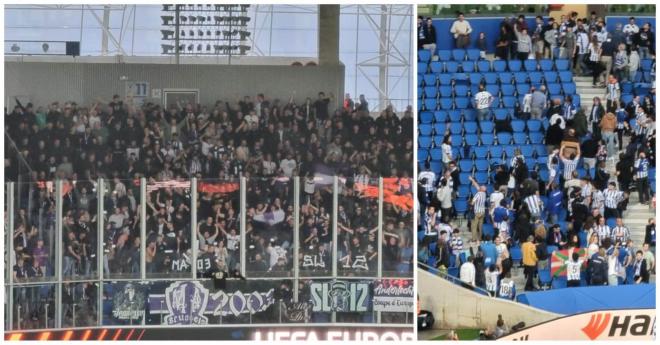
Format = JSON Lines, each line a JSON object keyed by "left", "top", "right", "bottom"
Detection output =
{"left": 420, "top": 71, "right": 574, "bottom": 87}
{"left": 421, "top": 82, "right": 576, "bottom": 99}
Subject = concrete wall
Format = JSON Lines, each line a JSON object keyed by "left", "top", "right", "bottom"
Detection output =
{"left": 418, "top": 269, "right": 561, "bottom": 330}
{"left": 5, "top": 58, "right": 344, "bottom": 109}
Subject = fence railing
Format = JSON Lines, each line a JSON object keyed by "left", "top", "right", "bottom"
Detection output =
{"left": 5, "top": 176, "right": 413, "bottom": 331}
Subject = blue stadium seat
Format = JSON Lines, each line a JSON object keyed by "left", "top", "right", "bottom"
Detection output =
{"left": 440, "top": 98, "right": 453, "bottom": 110}
{"left": 437, "top": 50, "right": 451, "bottom": 61}
{"left": 492, "top": 60, "right": 507, "bottom": 72}
{"left": 643, "top": 72, "right": 653, "bottom": 83}
{"left": 448, "top": 110, "right": 462, "bottom": 122}
{"left": 524, "top": 59, "right": 538, "bottom": 71}
{"left": 490, "top": 146, "right": 503, "bottom": 159}
{"left": 510, "top": 246, "right": 522, "bottom": 266}
{"left": 511, "top": 120, "right": 526, "bottom": 132}
{"left": 529, "top": 71, "right": 543, "bottom": 84}
{"left": 469, "top": 73, "right": 483, "bottom": 85}
{"left": 475, "top": 159, "right": 489, "bottom": 171}
{"left": 503, "top": 146, "right": 516, "bottom": 159}
{"left": 455, "top": 85, "right": 469, "bottom": 97}
{"left": 572, "top": 94, "right": 581, "bottom": 107}
{"left": 483, "top": 72, "right": 498, "bottom": 84}
{"left": 498, "top": 73, "right": 512, "bottom": 85}
{"left": 516, "top": 83, "right": 530, "bottom": 95}
{"left": 481, "top": 133, "right": 495, "bottom": 145}
{"left": 454, "top": 199, "right": 469, "bottom": 218}
{"left": 450, "top": 122, "right": 463, "bottom": 135}
{"left": 439, "top": 73, "right": 453, "bottom": 85}
{"left": 474, "top": 146, "right": 489, "bottom": 159}
{"left": 554, "top": 59, "right": 569, "bottom": 71}
{"left": 465, "top": 134, "right": 479, "bottom": 146}
{"left": 466, "top": 49, "right": 481, "bottom": 61}
{"left": 418, "top": 49, "right": 431, "bottom": 62}
{"left": 527, "top": 119, "right": 542, "bottom": 132}
{"left": 462, "top": 61, "right": 476, "bottom": 73}
{"left": 493, "top": 108, "right": 509, "bottom": 121}
{"left": 477, "top": 60, "right": 491, "bottom": 72}
{"left": 439, "top": 85, "right": 453, "bottom": 97}
{"left": 434, "top": 123, "right": 446, "bottom": 136}
{"left": 562, "top": 82, "right": 576, "bottom": 94}
{"left": 502, "top": 96, "right": 517, "bottom": 108}
{"left": 486, "top": 84, "right": 500, "bottom": 96}
{"left": 470, "top": 84, "right": 480, "bottom": 96}
{"left": 424, "top": 74, "right": 437, "bottom": 86}
{"left": 508, "top": 60, "right": 522, "bottom": 72}
{"left": 419, "top": 136, "right": 432, "bottom": 148}
{"left": 459, "top": 159, "right": 473, "bottom": 172}
{"left": 539, "top": 59, "right": 554, "bottom": 71}
{"left": 455, "top": 97, "right": 470, "bottom": 109}
{"left": 420, "top": 111, "right": 433, "bottom": 124}
{"left": 547, "top": 245, "right": 558, "bottom": 256}
{"left": 452, "top": 49, "right": 466, "bottom": 61}
{"left": 513, "top": 72, "right": 528, "bottom": 84}
{"left": 480, "top": 121, "right": 494, "bottom": 133}
{"left": 482, "top": 223, "right": 494, "bottom": 238}
{"left": 621, "top": 94, "right": 633, "bottom": 105}
{"left": 430, "top": 148, "right": 443, "bottom": 161}
{"left": 424, "top": 86, "right": 438, "bottom": 98}
{"left": 419, "top": 124, "right": 432, "bottom": 136}
{"left": 621, "top": 82, "right": 633, "bottom": 94}
{"left": 544, "top": 71, "right": 558, "bottom": 83}
{"left": 463, "top": 109, "right": 478, "bottom": 122}
{"left": 501, "top": 84, "right": 515, "bottom": 96}
{"left": 446, "top": 61, "right": 460, "bottom": 73}
{"left": 547, "top": 83, "right": 561, "bottom": 95}
{"left": 552, "top": 277, "right": 567, "bottom": 289}
{"left": 429, "top": 160, "right": 443, "bottom": 173}
{"left": 539, "top": 169, "right": 549, "bottom": 182}
{"left": 464, "top": 121, "right": 478, "bottom": 133}
{"left": 641, "top": 59, "right": 653, "bottom": 71}
{"left": 513, "top": 132, "right": 527, "bottom": 144}
{"left": 419, "top": 62, "right": 429, "bottom": 74}
{"left": 457, "top": 184, "right": 470, "bottom": 198}
{"left": 497, "top": 133, "right": 512, "bottom": 145}
{"left": 520, "top": 145, "right": 534, "bottom": 157}
{"left": 451, "top": 134, "right": 463, "bottom": 146}
{"left": 474, "top": 171, "right": 488, "bottom": 184}
{"left": 434, "top": 110, "right": 448, "bottom": 123}
{"left": 430, "top": 61, "right": 443, "bottom": 73}
{"left": 529, "top": 131, "right": 544, "bottom": 144}
{"left": 424, "top": 98, "right": 437, "bottom": 110}
{"left": 558, "top": 70, "right": 573, "bottom": 83}
{"left": 538, "top": 269, "right": 552, "bottom": 286}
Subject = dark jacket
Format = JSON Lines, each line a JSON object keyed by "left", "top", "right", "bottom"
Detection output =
{"left": 588, "top": 254, "right": 608, "bottom": 285}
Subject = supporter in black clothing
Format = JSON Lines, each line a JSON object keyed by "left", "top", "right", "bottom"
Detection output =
{"left": 545, "top": 120, "right": 564, "bottom": 148}
{"left": 645, "top": 218, "right": 656, "bottom": 249}
{"left": 615, "top": 153, "right": 634, "bottom": 192}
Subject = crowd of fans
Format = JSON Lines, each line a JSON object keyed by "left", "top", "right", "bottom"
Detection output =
{"left": 6, "top": 89, "right": 413, "bottom": 329}
{"left": 418, "top": 10, "right": 655, "bottom": 297}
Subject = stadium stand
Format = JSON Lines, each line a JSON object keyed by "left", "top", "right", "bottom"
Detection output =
{"left": 418, "top": 10, "right": 656, "bottom": 308}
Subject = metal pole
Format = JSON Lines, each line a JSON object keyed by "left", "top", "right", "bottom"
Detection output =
{"left": 140, "top": 178, "right": 147, "bottom": 280}
{"left": 240, "top": 177, "right": 247, "bottom": 276}
{"left": 174, "top": 4, "right": 180, "bottom": 64}
{"left": 101, "top": 5, "right": 110, "bottom": 55}
{"left": 331, "top": 176, "right": 338, "bottom": 323}
{"left": 191, "top": 178, "right": 197, "bottom": 279}
{"left": 8, "top": 182, "right": 15, "bottom": 330}
{"left": 377, "top": 177, "right": 384, "bottom": 324}
{"left": 17, "top": 305, "right": 21, "bottom": 330}
{"left": 97, "top": 178, "right": 104, "bottom": 326}
{"left": 293, "top": 177, "right": 300, "bottom": 303}
{"left": 55, "top": 180, "right": 63, "bottom": 328}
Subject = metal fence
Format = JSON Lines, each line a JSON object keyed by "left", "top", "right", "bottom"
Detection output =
{"left": 5, "top": 176, "right": 413, "bottom": 331}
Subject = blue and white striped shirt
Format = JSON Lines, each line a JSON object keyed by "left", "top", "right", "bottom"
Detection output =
{"left": 604, "top": 189, "right": 624, "bottom": 208}
{"left": 561, "top": 157, "right": 579, "bottom": 180}
{"left": 524, "top": 194, "right": 543, "bottom": 216}
{"left": 635, "top": 158, "right": 649, "bottom": 179}
{"left": 472, "top": 191, "right": 487, "bottom": 215}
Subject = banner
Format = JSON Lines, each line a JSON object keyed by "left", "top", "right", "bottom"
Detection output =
{"left": 302, "top": 254, "right": 327, "bottom": 269}
{"left": 550, "top": 247, "right": 588, "bottom": 278}
{"left": 498, "top": 309, "right": 656, "bottom": 341}
{"left": 282, "top": 302, "right": 311, "bottom": 322}
{"left": 111, "top": 282, "right": 147, "bottom": 322}
{"left": 148, "top": 281, "right": 275, "bottom": 324}
{"left": 372, "top": 279, "right": 414, "bottom": 312}
{"left": 197, "top": 182, "right": 240, "bottom": 194}
{"left": 354, "top": 178, "right": 414, "bottom": 212}
{"left": 310, "top": 281, "right": 370, "bottom": 312}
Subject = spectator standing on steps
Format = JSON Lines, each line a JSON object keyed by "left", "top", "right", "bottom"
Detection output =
{"left": 469, "top": 176, "right": 487, "bottom": 242}
{"left": 450, "top": 12, "right": 473, "bottom": 49}
{"left": 522, "top": 235, "right": 538, "bottom": 291}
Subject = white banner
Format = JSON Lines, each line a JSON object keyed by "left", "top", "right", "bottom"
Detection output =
{"left": 372, "top": 279, "right": 414, "bottom": 313}
{"left": 498, "top": 309, "right": 656, "bottom": 341}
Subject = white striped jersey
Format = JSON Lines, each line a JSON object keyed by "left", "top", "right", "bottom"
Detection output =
{"left": 474, "top": 91, "right": 493, "bottom": 110}
{"left": 591, "top": 190, "right": 604, "bottom": 210}
{"left": 635, "top": 158, "right": 649, "bottom": 179}
{"left": 595, "top": 225, "right": 611, "bottom": 244}
{"left": 581, "top": 183, "right": 592, "bottom": 201}
{"left": 418, "top": 171, "right": 436, "bottom": 192}
{"left": 524, "top": 194, "right": 543, "bottom": 215}
{"left": 604, "top": 189, "right": 624, "bottom": 208}
{"left": 611, "top": 226, "right": 630, "bottom": 244}
{"left": 472, "top": 191, "right": 487, "bottom": 214}
{"left": 560, "top": 156, "right": 579, "bottom": 180}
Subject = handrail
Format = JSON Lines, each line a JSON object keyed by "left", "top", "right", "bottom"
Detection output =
{"left": 417, "top": 261, "right": 491, "bottom": 296}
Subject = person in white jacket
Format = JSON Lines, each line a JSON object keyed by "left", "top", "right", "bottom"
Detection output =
{"left": 628, "top": 48, "right": 640, "bottom": 83}
{"left": 436, "top": 181, "right": 454, "bottom": 224}
{"left": 460, "top": 256, "right": 476, "bottom": 288}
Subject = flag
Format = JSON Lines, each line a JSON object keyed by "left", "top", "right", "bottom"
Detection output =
{"left": 354, "top": 177, "right": 413, "bottom": 212}
{"left": 550, "top": 247, "right": 588, "bottom": 277}
{"left": 197, "top": 182, "right": 239, "bottom": 194}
